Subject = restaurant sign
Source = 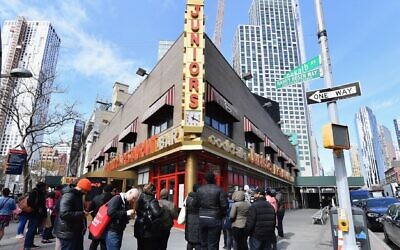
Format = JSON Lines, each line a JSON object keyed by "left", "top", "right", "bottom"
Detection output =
{"left": 105, "top": 127, "right": 183, "bottom": 172}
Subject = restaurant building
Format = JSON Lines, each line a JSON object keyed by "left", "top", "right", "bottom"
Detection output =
{"left": 84, "top": 0, "right": 298, "bottom": 209}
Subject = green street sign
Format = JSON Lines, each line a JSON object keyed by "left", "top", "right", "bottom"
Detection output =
{"left": 276, "top": 55, "right": 322, "bottom": 89}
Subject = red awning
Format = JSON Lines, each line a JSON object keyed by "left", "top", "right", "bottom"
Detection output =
{"left": 104, "top": 137, "right": 118, "bottom": 153}
{"left": 264, "top": 136, "right": 279, "bottom": 153}
{"left": 206, "top": 84, "right": 240, "bottom": 121}
{"left": 119, "top": 118, "right": 138, "bottom": 143}
{"left": 142, "top": 86, "right": 174, "bottom": 123}
{"left": 243, "top": 116, "right": 264, "bottom": 141}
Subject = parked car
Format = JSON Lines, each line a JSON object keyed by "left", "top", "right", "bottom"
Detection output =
{"left": 382, "top": 203, "right": 400, "bottom": 247}
{"left": 363, "top": 197, "right": 398, "bottom": 230}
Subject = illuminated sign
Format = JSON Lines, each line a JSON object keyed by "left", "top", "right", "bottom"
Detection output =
{"left": 183, "top": 0, "right": 204, "bottom": 129}
{"left": 207, "top": 134, "right": 293, "bottom": 183}
{"left": 105, "top": 127, "right": 183, "bottom": 172}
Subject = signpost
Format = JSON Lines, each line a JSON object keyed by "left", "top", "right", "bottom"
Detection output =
{"left": 307, "top": 81, "right": 361, "bottom": 104}
{"left": 276, "top": 55, "right": 322, "bottom": 89}
{"left": 5, "top": 149, "right": 27, "bottom": 175}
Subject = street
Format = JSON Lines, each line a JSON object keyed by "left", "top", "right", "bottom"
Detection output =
{"left": 375, "top": 231, "right": 400, "bottom": 250}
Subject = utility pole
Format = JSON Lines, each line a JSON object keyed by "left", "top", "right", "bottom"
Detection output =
{"left": 314, "top": 0, "right": 357, "bottom": 248}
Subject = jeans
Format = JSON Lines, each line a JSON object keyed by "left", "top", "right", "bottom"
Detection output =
{"left": 105, "top": 230, "right": 123, "bottom": 250}
{"left": 17, "top": 213, "right": 28, "bottom": 235}
{"left": 23, "top": 215, "right": 39, "bottom": 247}
{"left": 232, "top": 227, "right": 248, "bottom": 250}
{"left": 60, "top": 236, "right": 84, "bottom": 250}
{"left": 199, "top": 217, "right": 222, "bottom": 250}
{"left": 277, "top": 212, "right": 284, "bottom": 237}
{"left": 249, "top": 237, "right": 276, "bottom": 250}
{"left": 224, "top": 228, "right": 233, "bottom": 249}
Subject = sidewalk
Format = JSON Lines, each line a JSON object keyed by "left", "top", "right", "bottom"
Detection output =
{"left": 0, "top": 209, "right": 392, "bottom": 249}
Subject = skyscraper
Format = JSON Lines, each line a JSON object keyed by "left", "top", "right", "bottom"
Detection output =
{"left": 0, "top": 17, "right": 61, "bottom": 156}
{"left": 393, "top": 118, "right": 400, "bottom": 149}
{"left": 349, "top": 146, "right": 362, "bottom": 177}
{"left": 232, "top": 0, "right": 314, "bottom": 175}
{"left": 379, "top": 125, "right": 396, "bottom": 170}
{"left": 355, "top": 106, "right": 386, "bottom": 187}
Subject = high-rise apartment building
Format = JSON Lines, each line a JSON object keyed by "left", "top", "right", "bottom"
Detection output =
{"left": 0, "top": 17, "right": 60, "bottom": 157}
{"left": 355, "top": 106, "right": 386, "bottom": 187}
{"left": 158, "top": 40, "right": 174, "bottom": 60}
{"left": 379, "top": 125, "right": 396, "bottom": 170}
{"left": 349, "top": 146, "right": 362, "bottom": 177}
{"left": 393, "top": 118, "right": 400, "bottom": 149}
{"left": 232, "top": 0, "right": 313, "bottom": 175}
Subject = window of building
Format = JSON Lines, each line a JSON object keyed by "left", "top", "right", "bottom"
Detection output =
{"left": 149, "top": 117, "right": 172, "bottom": 137}
{"left": 205, "top": 115, "right": 232, "bottom": 137}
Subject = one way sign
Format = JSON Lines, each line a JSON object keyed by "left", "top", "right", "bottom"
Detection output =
{"left": 307, "top": 81, "right": 361, "bottom": 104}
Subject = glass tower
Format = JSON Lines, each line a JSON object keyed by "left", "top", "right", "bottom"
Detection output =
{"left": 232, "top": 0, "right": 313, "bottom": 176}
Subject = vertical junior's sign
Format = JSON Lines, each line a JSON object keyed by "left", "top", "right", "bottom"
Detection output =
{"left": 183, "top": 0, "right": 204, "bottom": 133}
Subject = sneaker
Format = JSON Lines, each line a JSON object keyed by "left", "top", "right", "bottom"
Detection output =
{"left": 41, "top": 240, "right": 52, "bottom": 244}
{"left": 30, "top": 244, "right": 40, "bottom": 248}
{"left": 16, "top": 234, "right": 24, "bottom": 239}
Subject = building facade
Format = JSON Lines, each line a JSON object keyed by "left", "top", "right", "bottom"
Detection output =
{"left": 385, "top": 164, "right": 400, "bottom": 184}
{"left": 349, "top": 146, "right": 362, "bottom": 177}
{"left": 232, "top": 0, "right": 313, "bottom": 176}
{"left": 379, "top": 125, "right": 396, "bottom": 170}
{"left": 393, "top": 118, "right": 400, "bottom": 150}
{"left": 158, "top": 40, "right": 174, "bottom": 60}
{"left": 355, "top": 106, "right": 386, "bottom": 187}
{"left": 0, "top": 17, "right": 60, "bottom": 157}
{"left": 83, "top": 0, "right": 298, "bottom": 209}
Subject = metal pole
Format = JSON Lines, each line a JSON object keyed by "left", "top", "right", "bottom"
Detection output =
{"left": 314, "top": 0, "right": 357, "bottom": 248}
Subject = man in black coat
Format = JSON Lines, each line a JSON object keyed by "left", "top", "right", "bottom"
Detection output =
{"left": 88, "top": 184, "right": 114, "bottom": 250}
{"left": 197, "top": 171, "right": 228, "bottom": 250}
{"left": 105, "top": 188, "right": 139, "bottom": 250}
{"left": 245, "top": 187, "right": 276, "bottom": 250}
{"left": 185, "top": 184, "right": 200, "bottom": 250}
{"left": 57, "top": 178, "right": 92, "bottom": 250}
{"left": 23, "top": 182, "right": 47, "bottom": 249}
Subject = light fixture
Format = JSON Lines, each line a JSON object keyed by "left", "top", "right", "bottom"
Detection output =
{"left": 242, "top": 72, "right": 253, "bottom": 81}
{"left": 136, "top": 67, "right": 148, "bottom": 77}
{"left": 263, "top": 102, "right": 272, "bottom": 108}
{"left": 0, "top": 67, "right": 33, "bottom": 78}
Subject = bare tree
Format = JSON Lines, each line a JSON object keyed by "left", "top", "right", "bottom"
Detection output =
{"left": 0, "top": 73, "right": 80, "bottom": 193}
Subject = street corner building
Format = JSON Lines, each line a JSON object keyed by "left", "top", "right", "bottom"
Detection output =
{"left": 81, "top": 0, "right": 299, "bottom": 213}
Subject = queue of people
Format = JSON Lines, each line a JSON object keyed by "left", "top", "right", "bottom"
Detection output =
{"left": 0, "top": 171, "right": 286, "bottom": 250}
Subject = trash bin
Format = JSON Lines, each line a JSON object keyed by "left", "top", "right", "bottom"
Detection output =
{"left": 329, "top": 207, "right": 371, "bottom": 250}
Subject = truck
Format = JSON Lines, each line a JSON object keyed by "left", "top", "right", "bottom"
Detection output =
{"left": 383, "top": 183, "right": 399, "bottom": 198}
{"left": 350, "top": 189, "right": 372, "bottom": 205}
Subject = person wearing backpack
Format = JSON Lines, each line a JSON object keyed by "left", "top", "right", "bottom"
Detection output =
{"left": 0, "top": 188, "right": 16, "bottom": 242}
{"left": 105, "top": 188, "right": 139, "bottom": 250}
{"left": 222, "top": 194, "right": 234, "bottom": 249}
{"left": 156, "top": 188, "right": 178, "bottom": 250}
{"left": 134, "top": 183, "right": 163, "bottom": 250}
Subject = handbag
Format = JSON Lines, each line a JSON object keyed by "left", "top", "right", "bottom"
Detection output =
{"left": 88, "top": 198, "right": 113, "bottom": 239}
{"left": 177, "top": 198, "right": 186, "bottom": 224}
{"left": 18, "top": 196, "right": 34, "bottom": 213}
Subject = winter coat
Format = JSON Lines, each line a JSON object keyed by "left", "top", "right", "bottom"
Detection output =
{"left": 89, "top": 192, "right": 113, "bottom": 218}
{"left": 185, "top": 192, "right": 200, "bottom": 243}
{"left": 158, "top": 198, "right": 178, "bottom": 231}
{"left": 197, "top": 184, "right": 228, "bottom": 220}
{"left": 266, "top": 195, "right": 277, "bottom": 213}
{"left": 134, "top": 192, "right": 163, "bottom": 238}
{"left": 106, "top": 194, "right": 130, "bottom": 234}
{"left": 245, "top": 197, "right": 276, "bottom": 242}
{"left": 26, "top": 188, "right": 47, "bottom": 219}
{"left": 56, "top": 187, "right": 86, "bottom": 239}
{"left": 230, "top": 191, "right": 250, "bottom": 229}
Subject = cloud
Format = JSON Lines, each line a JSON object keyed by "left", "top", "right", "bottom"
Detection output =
{"left": 0, "top": 0, "right": 141, "bottom": 89}
{"left": 371, "top": 98, "right": 400, "bottom": 111}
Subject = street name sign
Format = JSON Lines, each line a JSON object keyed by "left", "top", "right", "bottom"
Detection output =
{"left": 306, "top": 81, "right": 361, "bottom": 104}
{"left": 276, "top": 55, "right": 322, "bottom": 89}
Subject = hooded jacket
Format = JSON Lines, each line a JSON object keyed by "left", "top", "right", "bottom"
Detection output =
{"left": 230, "top": 190, "right": 250, "bottom": 228}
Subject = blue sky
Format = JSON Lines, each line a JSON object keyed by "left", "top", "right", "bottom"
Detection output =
{"left": 1, "top": 0, "right": 400, "bottom": 175}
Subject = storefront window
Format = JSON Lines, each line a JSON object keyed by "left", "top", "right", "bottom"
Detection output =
{"left": 160, "top": 163, "right": 176, "bottom": 175}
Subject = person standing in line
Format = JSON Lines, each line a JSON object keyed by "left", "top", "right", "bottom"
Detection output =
{"left": 266, "top": 189, "right": 277, "bottom": 213}
{"left": 275, "top": 191, "right": 285, "bottom": 238}
{"left": 57, "top": 178, "right": 92, "bottom": 250}
{"left": 230, "top": 190, "right": 250, "bottom": 250}
{"left": 156, "top": 188, "right": 178, "bottom": 250}
{"left": 185, "top": 184, "right": 200, "bottom": 250}
{"left": 245, "top": 188, "right": 276, "bottom": 250}
{"left": 16, "top": 194, "right": 28, "bottom": 239}
{"left": 88, "top": 184, "right": 114, "bottom": 250}
{"left": 197, "top": 171, "right": 228, "bottom": 250}
{"left": 222, "top": 194, "right": 234, "bottom": 249}
{"left": 0, "top": 188, "right": 16, "bottom": 242}
{"left": 41, "top": 192, "right": 56, "bottom": 243}
{"left": 24, "top": 182, "right": 47, "bottom": 250}
{"left": 134, "top": 183, "right": 163, "bottom": 250}
{"left": 105, "top": 188, "right": 139, "bottom": 250}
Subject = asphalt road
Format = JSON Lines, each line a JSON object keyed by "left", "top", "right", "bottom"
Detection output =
{"left": 374, "top": 231, "right": 400, "bottom": 250}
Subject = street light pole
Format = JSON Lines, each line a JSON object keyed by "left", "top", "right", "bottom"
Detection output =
{"left": 314, "top": 0, "right": 357, "bottom": 248}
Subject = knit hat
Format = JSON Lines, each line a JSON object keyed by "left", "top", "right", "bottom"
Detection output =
{"left": 160, "top": 188, "right": 169, "bottom": 199}
{"left": 77, "top": 178, "right": 92, "bottom": 192}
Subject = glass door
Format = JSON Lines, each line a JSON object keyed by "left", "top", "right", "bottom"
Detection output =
{"left": 158, "top": 176, "right": 177, "bottom": 204}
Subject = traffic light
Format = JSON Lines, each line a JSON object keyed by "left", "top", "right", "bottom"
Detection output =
{"left": 322, "top": 123, "right": 350, "bottom": 150}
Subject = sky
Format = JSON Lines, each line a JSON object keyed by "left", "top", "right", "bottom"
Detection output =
{"left": 1, "top": 0, "right": 400, "bottom": 175}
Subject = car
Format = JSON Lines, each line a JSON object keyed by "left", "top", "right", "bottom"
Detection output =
{"left": 382, "top": 203, "right": 400, "bottom": 247}
{"left": 363, "top": 197, "right": 398, "bottom": 230}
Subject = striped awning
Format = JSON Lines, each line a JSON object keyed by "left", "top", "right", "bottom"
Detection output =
{"left": 264, "top": 136, "right": 279, "bottom": 153}
{"left": 243, "top": 116, "right": 264, "bottom": 141}
{"left": 104, "top": 137, "right": 118, "bottom": 153}
{"left": 206, "top": 84, "right": 240, "bottom": 121}
{"left": 142, "top": 86, "right": 174, "bottom": 123}
{"left": 119, "top": 118, "right": 138, "bottom": 143}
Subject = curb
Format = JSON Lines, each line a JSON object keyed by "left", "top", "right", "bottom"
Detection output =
{"left": 368, "top": 229, "right": 391, "bottom": 250}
